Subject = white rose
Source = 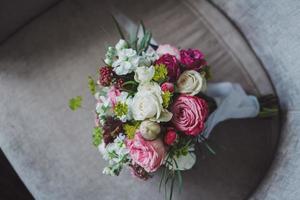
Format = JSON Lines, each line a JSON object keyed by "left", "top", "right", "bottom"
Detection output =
{"left": 112, "top": 48, "right": 140, "bottom": 75}
{"left": 134, "top": 66, "right": 155, "bottom": 83}
{"left": 139, "top": 120, "right": 161, "bottom": 140}
{"left": 137, "top": 82, "right": 162, "bottom": 103}
{"left": 176, "top": 70, "right": 206, "bottom": 96}
{"left": 131, "top": 82, "right": 172, "bottom": 122}
{"left": 131, "top": 90, "right": 162, "bottom": 120}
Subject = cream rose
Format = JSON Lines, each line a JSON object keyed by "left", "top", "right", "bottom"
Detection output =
{"left": 131, "top": 82, "right": 172, "bottom": 122}
{"left": 134, "top": 66, "right": 155, "bottom": 83}
{"left": 176, "top": 70, "right": 206, "bottom": 96}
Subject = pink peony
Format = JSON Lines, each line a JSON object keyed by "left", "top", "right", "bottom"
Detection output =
{"left": 126, "top": 133, "right": 166, "bottom": 173}
{"left": 164, "top": 128, "right": 177, "bottom": 145}
{"left": 171, "top": 95, "right": 209, "bottom": 136}
{"left": 161, "top": 82, "right": 174, "bottom": 93}
{"left": 155, "top": 54, "right": 180, "bottom": 82}
{"left": 156, "top": 44, "right": 180, "bottom": 59}
{"left": 108, "top": 86, "right": 120, "bottom": 107}
{"left": 180, "top": 49, "right": 206, "bottom": 71}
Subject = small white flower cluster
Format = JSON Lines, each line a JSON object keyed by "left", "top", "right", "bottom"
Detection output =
{"left": 105, "top": 39, "right": 158, "bottom": 76}
{"left": 99, "top": 134, "right": 130, "bottom": 176}
{"left": 95, "top": 88, "right": 113, "bottom": 125}
{"left": 114, "top": 91, "right": 133, "bottom": 122}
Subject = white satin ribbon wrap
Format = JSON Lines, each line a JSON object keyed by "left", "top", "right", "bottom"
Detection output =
{"left": 201, "top": 83, "right": 260, "bottom": 140}
{"left": 111, "top": 9, "right": 260, "bottom": 141}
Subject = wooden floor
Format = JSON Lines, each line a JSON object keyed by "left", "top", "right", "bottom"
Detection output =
{"left": 0, "top": 149, "right": 33, "bottom": 200}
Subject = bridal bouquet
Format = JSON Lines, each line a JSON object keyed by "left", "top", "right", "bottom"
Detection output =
{"left": 69, "top": 20, "right": 277, "bottom": 200}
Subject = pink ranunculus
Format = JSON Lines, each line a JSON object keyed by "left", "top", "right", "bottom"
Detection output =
{"left": 164, "top": 128, "right": 177, "bottom": 145}
{"left": 156, "top": 44, "right": 180, "bottom": 60}
{"left": 180, "top": 49, "right": 206, "bottom": 71}
{"left": 171, "top": 95, "right": 209, "bottom": 136}
{"left": 126, "top": 133, "right": 166, "bottom": 173}
{"left": 155, "top": 54, "right": 181, "bottom": 82}
{"left": 161, "top": 82, "right": 174, "bottom": 93}
{"left": 108, "top": 86, "right": 120, "bottom": 107}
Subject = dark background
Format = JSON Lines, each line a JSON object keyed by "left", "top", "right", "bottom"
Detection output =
{"left": 0, "top": 149, "right": 33, "bottom": 200}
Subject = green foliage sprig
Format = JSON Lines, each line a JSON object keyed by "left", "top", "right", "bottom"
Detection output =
{"left": 69, "top": 96, "right": 82, "bottom": 111}
{"left": 111, "top": 16, "right": 152, "bottom": 54}
{"left": 92, "top": 127, "right": 103, "bottom": 147}
{"left": 88, "top": 76, "right": 97, "bottom": 95}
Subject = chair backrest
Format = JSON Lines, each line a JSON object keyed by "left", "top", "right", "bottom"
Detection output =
{"left": 0, "top": 0, "right": 60, "bottom": 43}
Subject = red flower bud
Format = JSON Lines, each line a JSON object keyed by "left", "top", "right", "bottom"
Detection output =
{"left": 161, "top": 82, "right": 174, "bottom": 93}
{"left": 164, "top": 128, "right": 177, "bottom": 145}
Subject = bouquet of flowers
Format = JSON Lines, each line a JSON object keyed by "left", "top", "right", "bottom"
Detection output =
{"left": 69, "top": 19, "right": 277, "bottom": 200}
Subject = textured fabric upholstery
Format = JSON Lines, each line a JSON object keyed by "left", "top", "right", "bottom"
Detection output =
{"left": 0, "top": 0, "right": 282, "bottom": 199}
{"left": 210, "top": 0, "right": 300, "bottom": 199}
{"left": 0, "top": 0, "right": 60, "bottom": 43}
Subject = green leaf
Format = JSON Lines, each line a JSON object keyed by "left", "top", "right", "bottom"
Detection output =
{"left": 172, "top": 159, "right": 183, "bottom": 192}
{"left": 201, "top": 65, "right": 212, "bottom": 80}
{"left": 140, "top": 20, "right": 146, "bottom": 34}
{"left": 169, "top": 175, "right": 175, "bottom": 200}
{"left": 138, "top": 31, "right": 152, "bottom": 54}
{"left": 204, "top": 142, "right": 216, "bottom": 155}
{"left": 88, "top": 76, "right": 97, "bottom": 95}
{"left": 159, "top": 167, "right": 168, "bottom": 192}
{"left": 69, "top": 96, "right": 82, "bottom": 111}
{"left": 129, "top": 26, "right": 139, "bottom": 50}
{"left": 121, "top": 80, "right": 138, "bottom": 94}
{"left": 92, "top": 127, "right": 103, "bottom": 147}
{"left": 112, "top": 15, "right": 126, "bottom": 40}
{"left": 173, "top": 158, "right": 178, "bottom": 169}
{"left": 122, "top": 80, "right": 138, "bottom": 87}
{"left": 144, "top": 32, "right": 152, "bottom": 51}
{"left": 176, "top": 170, "right": 183, "bottom": 193}
{"left": 135, "top": 21, "right": 153, "bottom": 54}
{"left": 129, "top": 37, "right": 138, "bottom": 50}
{"left": 164, "top": 172, "right": 171, "bottom": 200}
{"left": 258, "top": 107, "right": 278, "bottom": 118}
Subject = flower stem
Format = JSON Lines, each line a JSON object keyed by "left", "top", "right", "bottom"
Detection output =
{"left": 258, "top": 94, "right": 279, "bottom": 118}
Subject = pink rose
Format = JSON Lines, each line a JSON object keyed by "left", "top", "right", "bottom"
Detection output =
{"left": 155, "top": 54, "right": 180, "bottom": 82}
{"left": 108, "top": 86, "right": 120, "bottom": 107}
{"left": 180, "top": 49, "right": 206, "bottom": 71}
{"left": 126, "top": 133, "right": 166, "bottom": 172}
{"left": 164, "top": 128, "right": 177, "bottom": 145}
{"left": 161, "top": 82, "right": 174, "bottom": 93}
{"left": 171, "top": 95, "right": 209, "bottom": 136}
{"left": 156, "top": 44, "right": 180, "bottom": 59}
